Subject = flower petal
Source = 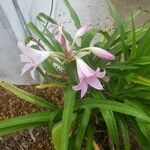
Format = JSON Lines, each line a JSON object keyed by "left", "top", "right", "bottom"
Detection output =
{"left": 61, "top": 34, "right": 67, "bottom": 48}
{"left": 30, "top": 67, "right": 36, "bottom": 80}
{"left": 76, "top": 58, "right": 95, "bottom": 78}
{"left": 95, "top": 68, "right": 106, "bottom": 78}
{"left": 19, "top": 54, "right": 31, "bottom": 63}
{"left": 86, "top": 77, "right": 103, "bottom": 90}
{"left": 75, "top": 25, "right": 88, "bottom": 37}
{"left": 91, "top": 47, "right": 115, "bottom": 60}
{"left": 73, "top": 79, "right": 88, "bottom": 98}
{"left": 21, "top": 63, "right": 33, "bottom": 76}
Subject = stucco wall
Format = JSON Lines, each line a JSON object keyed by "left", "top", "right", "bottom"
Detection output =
{"left": 0, "top": 0, "right": 149, "bottom": 85}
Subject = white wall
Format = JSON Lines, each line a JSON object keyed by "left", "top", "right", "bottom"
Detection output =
{"left": 0, "top": 0, "right": 149, "bottom": 85}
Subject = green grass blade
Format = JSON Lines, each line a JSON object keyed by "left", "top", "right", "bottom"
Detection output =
{"left": 63, "top": 0, "right": 81, "bottom": 29}
{"left": 85, "top": 123, "right": 94, "bottom": 150}
{"left": 28, "top": 22, "right": 55, "bottom": 50}
{"left": 117, "top": 116, "right": 130, "bottom": 150}
{"left": 77, "top": 98, "right": 150, "bottom": 122}
{"left": 44, "top": 27, "right": 64, "bottom": 52}
{"left": 107, "top": 0, "right": 126, "bottom": 56}
{"left": 130, "top": 13, "right": 137, "bottom": 59}
{"left": 0, "top": 112, "right": 51, "bottom": 129}
{"left": 100, "top": 109, "right": 119, "bottom": 149}
{"left": 0, "top": 123, "right": 43, "bottom": 136}
{"left": 0, "top": 82, "right": 56, "bottom": 109}
{"left": 37, "top": 12, "right": 58, "bottom": 25}
{"left": 136, "top": 28, "right": 150, "bottom": 57}
{"left": 60, "top": 87, "right": 75, "bottom": 150}
{"left": 75, "top": 109, "right": 91, "bottom": 150}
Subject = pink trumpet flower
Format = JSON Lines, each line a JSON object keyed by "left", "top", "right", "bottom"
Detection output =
{"left": 73, "top": 58, "right": 106, "bottom": 98}
{"left": 91, "top": 47, "right": 115, "bottom": 61}
{"left": 75, "top": 25, "right": 88, "bottom": 37}
{"left": 18, "top": 42, "right": 50, "bottom": 79}
{"left": 61, "top": 34, "right": 67, "bottom": 49}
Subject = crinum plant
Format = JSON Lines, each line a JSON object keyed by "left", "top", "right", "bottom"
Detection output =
{"left": 0, "top": 0, "right": 150, "bottom": 150}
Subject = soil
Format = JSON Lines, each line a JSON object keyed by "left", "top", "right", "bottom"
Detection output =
{"left": 0, "top": 85, "right": 139, "bottom": 150}
{"left": 0, "top": 86, "right": 63, "bottom": 150}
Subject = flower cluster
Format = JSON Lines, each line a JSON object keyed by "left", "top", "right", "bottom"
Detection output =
{"left": 18, "top": 25, "right": 115, "bottom": 97}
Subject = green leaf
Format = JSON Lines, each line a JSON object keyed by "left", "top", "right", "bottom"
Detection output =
{"left": 77, "top": 98, "right": 150, "bottom": 122}
{"left": 130, "top": 13, "right": 137, "bottom": 59}
{"left": 126, "top": 73, "right": 150, "bottom": 87}
{"left": 0, "top": 82, "right": 56, "bottom": 109}
{"left": 136, "top": 28, "right": 150, "bottom": 57}
{"left": 107, "top": 0, "right": 126, "bottom": 55}
{"left": 52, "top": 121, "right": 62, "bottom": 150}
{"left": 36, "top": 83, "right": 65, "bottom": 89}
{"left": 117, "top": 117, "right": 130, "bottom": 150}
{"left": 28, "top": 22, "right": 55, "bottom": 50}
{"left": 37, "top": 12, "right": 58, "bottom": 25}
{"left": 0, "top": 123, "right": 43, "bottom": 136}
{"left": 81, "top": 28, "right": 111, "bottom": 48}
{"left": 63, "top": 0, "right": 81, "bottom": 29}
{"left": 81, "top": 28, "right": 99, "bottom": 48}
{"left": 100, "top": 109, "right": 119, "bottom": 149}
{"left": 106, "top": 63, "right": 139, "bottom": 70}
{"left": 62, "top": 29, "right": 78, "bottom": 49}
{"left": 44, "top": 27, "right": 64, "bottom": 52}
{"left": 60, "top": 87, "right": 75, "bottom": 150}
{"left": 52, "top": 114, "right": 76, "bottom": 150}
{"left": 85, "top": 123, "right": 94, "bottom": 150}
{"left": 0, "top": 112, "right": 51, "bottom": 129}
{"left": 75, "top": 109, "right": 91, "bottom": 150}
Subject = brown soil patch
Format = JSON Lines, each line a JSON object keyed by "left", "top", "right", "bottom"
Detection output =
{"left": 0, "top": 85, "right": 63, "bottom": 150}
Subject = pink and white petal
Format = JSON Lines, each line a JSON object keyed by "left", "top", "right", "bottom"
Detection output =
{"left": 61, "top": 34, "right": 67, "bottom": 48}
{"left": 19, "top": 54, "right": 31, "bottom": 63}
{"left": 80, "top": 81, "right": 88, "bottom": 98}
{"left": 73, "top": 80, "right": 88, "bottom": 98}
{"left": 35, "top": 51, "right": 50, "bottom": 65}
{"left": 73, "top": 80, "right": 84, "bottom": 91}
{"left": 76, "top": 58, "right": 95, "bottom": 77}
{"left": 96, "top": 68, "right": 106, "bottom": 78}
{"left": 76, "top": 25, "right": 88, "bottom": 37}
{"left": 30, "top": 67, "right": 37, "bottom": 80}
{"left": 86, "top": 77, "right": 103, "bottom": 90}
{"left": 91, "top": 47, "right": 115, "bottom": 61}
{"left": 18, "top": 42, "right": 29, "bottom": 53}
{"left": 21, "top": 63, "right": 33, "bottom": 76}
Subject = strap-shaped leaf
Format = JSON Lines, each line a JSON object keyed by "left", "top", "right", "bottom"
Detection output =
{"left": 107, "top": 0, "right": 126, "bottom": 56}
{"left": 117, "top": 116, "right": 130, "bottom": 150}
{"left": 99, "top": 108, "right": 119, "bottom": 149}
{"left": 0, "top": 112, "right": 51, "bottom": 129}
{"left": 136, "top": 28, "right": 150, "bottom": 57}
{"left": 75, "top": 109, "right": 91, "bottom": 150}
{"left": 28, "top": 22, "right": 55, "bottom": 51}
{"left": 0, "top": 82, "right": 56, "bottom": 109}
{"left": 77, "top": 98, "right": 150, "bottom": 122}
{"left": 37, "top": 12, "right": 58, "bottom": 25}
{"left": 60, "top": 87, "right": 75, "bottom": 150}
{"left": 0, "top": 123, "right": 43, "bottom": 136}
{"left": 63, "top": 0, "right": 81, "bottom": 29}
{"left": 44, "top": 27, "right": 64, "bottom": 52}
{"left": 85, "top": 123, "right": 94, "bottom": 150}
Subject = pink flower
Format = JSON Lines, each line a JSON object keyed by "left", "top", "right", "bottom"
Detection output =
{"left": 73, "top": 58, "right": 106, "bottom": 98}
{"left": 61, "top": 34, "right": 67, "bottom": 49}
{"left": 75, "top": 25, "right": 88, "bottom": 37}
{"left": 91, "top": 47, "right": 115, "bottom": 61}
{"left": 18, "top": 42, "right": 50, "bottom": 79}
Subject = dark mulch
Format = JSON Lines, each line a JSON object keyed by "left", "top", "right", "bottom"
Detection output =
{"left": 0, "top": 86, "right": 63, "bottom": 150}
{"left": 0, "top": 85, "right": 139, "bottom": 150}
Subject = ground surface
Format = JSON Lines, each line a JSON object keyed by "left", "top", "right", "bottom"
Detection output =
{"left": 0, "top": 86, "right": 63, "bottom": 150}
{"left": 0, "top": 86, "right": 139, "bottom": 150}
